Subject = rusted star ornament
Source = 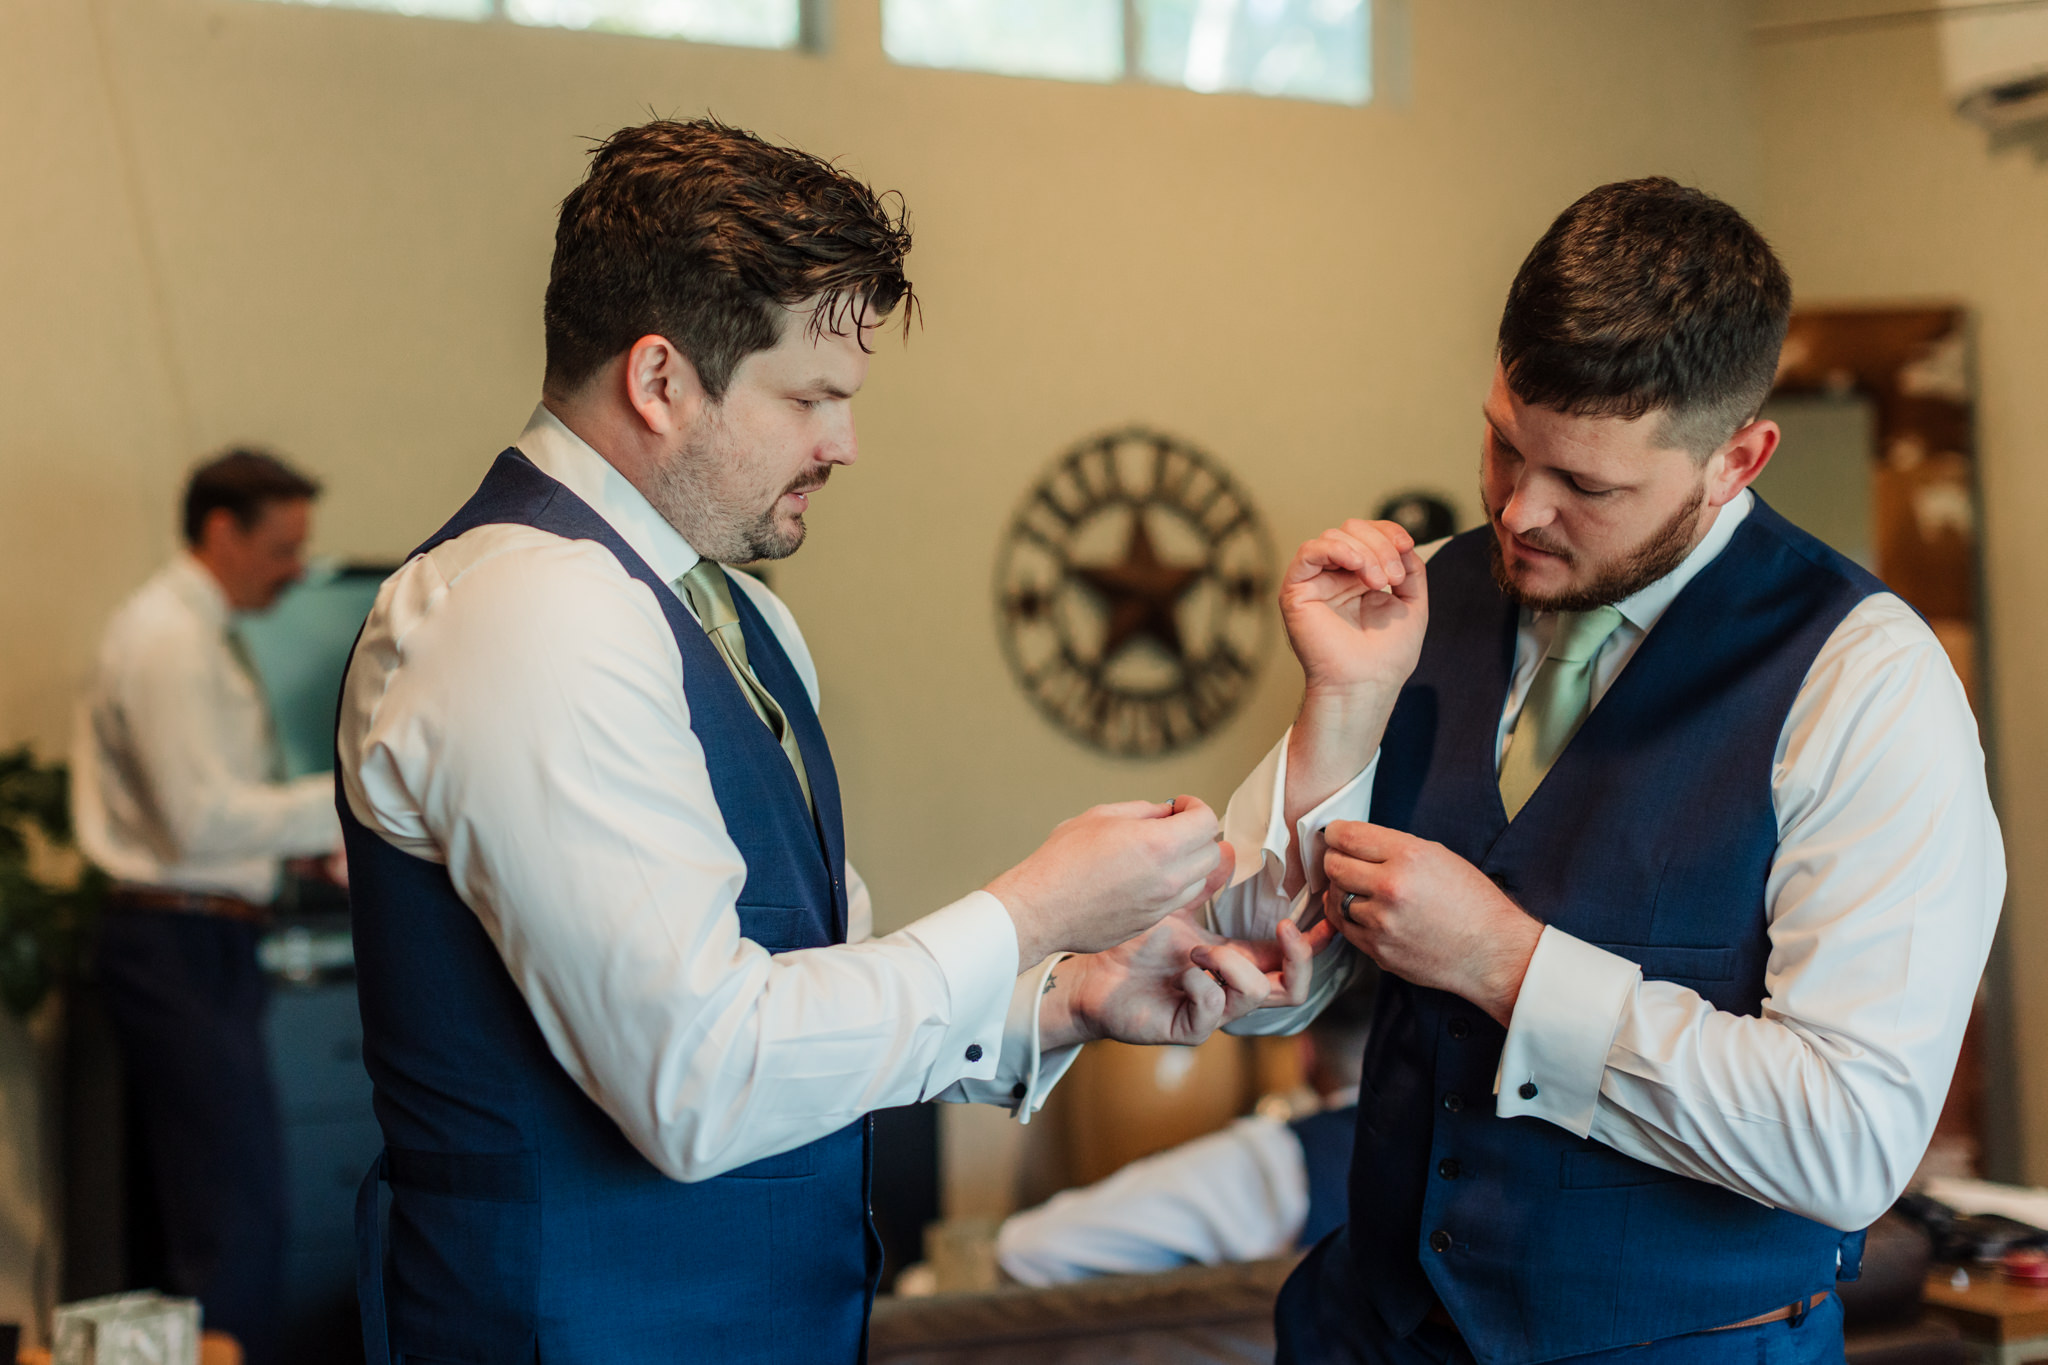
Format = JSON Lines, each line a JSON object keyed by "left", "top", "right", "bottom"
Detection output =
{"left": 995, "top": 428, "right": 1273, "bottom": 757}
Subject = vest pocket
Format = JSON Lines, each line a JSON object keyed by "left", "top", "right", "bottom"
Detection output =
{"left": 724, "top": 1141, "right": 818, "bottom": 1180}
{"left": 1591, "top": 942, "right": 1738, "bottom": 984}
{"left": 1559, "top": 1143, "right": 1682, "bottom": 1189}
{"left": 735, "top": 901, "right": 815, "bottom": 953}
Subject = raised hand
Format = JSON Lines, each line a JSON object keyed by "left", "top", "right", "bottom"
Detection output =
{"left": 1280, "top": 519, "right": 1429, "bottom": 697}
{"left": 986, "top": 796, "right": 1233, "bottom": 966}
{"left": 1038, "top": 884, "right": 1340, "bottom": 1049}
{"left": 1277, "top": 521, "right": 1431, "bottom": 898}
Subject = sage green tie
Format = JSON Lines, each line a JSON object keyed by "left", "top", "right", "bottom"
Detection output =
{"left": 676, "top": 560, "right": 813, "bottom": 812}
{"left": 1497, "top": 605, "right": 1625, "bottom": 820}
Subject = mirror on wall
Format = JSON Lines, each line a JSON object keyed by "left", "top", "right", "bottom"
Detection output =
{"left": 1765, "top": 306, "right": 2002, "bottom": 1181}
{"left": 1754, "top": 393, "right": 1877, "bottom": 571}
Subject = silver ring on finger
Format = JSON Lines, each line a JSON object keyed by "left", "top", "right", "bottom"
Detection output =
{"left": 1341, "top": 890, "right": 1360, "bottom": 914}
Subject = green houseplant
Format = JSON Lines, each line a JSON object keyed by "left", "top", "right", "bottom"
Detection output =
{"left": 0, "top": 747, "right": 105, "bottom": 1020}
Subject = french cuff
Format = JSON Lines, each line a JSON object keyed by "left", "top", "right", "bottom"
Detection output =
{"left": 1290, "top": 751, "right": 1380, "bottom": 908}
{"left": 1214, "top": 728, "right": 1379, "bottom": 931}
{"left": 900, "top": 889, "right": 1018, "bottom": 1097}
{"left": 1220, "top": 730, "right": 1292, "bottom": 894}
{"left": 936, "top": 953, "right": 1082, "bottom": 1121}
{"left": 1224, "top": 929, "right": 1363, "bottom": 1037}
{"left": 1494, "top": 927, "right": 1639, "bottom": 1137}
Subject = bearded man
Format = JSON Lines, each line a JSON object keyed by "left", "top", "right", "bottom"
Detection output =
{"left": 334, "top": 119, "right": 1317, "bottom": 1363}
{"left": 1210, "top": 177, "right": 2003, "bottom": 1365}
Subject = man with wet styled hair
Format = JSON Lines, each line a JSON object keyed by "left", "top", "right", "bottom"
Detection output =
{"left": 336, "top": 118, "right": 1316, "bottom": 1362}
{"left": 1213, "top": 177, "right": 2002, "bottom": 1365}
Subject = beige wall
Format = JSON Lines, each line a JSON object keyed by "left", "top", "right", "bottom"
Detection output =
{"left": 0, "top": 0, "right": 1768, "bottom": 1320}
{"left": 1754, "top": 1, "right": 2048, "bottom": 1183}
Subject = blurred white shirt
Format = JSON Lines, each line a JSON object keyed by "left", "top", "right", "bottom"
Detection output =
{"left": 1214, "top": 492, "right": 2005, "bottom": 1232}
{"left": 337, "top": 406, "right": 1076, "bottom": 1184}
{"left": 997, "top": 1090, "right": 1357, "bottom": 1286}
{"left": 73, "top": 553, "right": 340, "bottom": 903}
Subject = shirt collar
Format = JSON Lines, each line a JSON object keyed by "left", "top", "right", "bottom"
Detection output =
{"left": 1528, "top": 488, "right": 1754, "bottom": 637}
{"left": 167, "top": 552, "right": 234, "bottom": 629}
{"left": 1609, "top": 487, "right": 1753, "bottom": 634}
{"left": 514, "top": 403, "right": 703, "bottom": 587}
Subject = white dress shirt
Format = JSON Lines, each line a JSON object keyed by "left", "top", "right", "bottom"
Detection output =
{"left": 1213, "top": 491, "right": 2005, "bottom": 1231}
{"left": 73, "top": 553, "right": 340, "bottom": 903}
{"left": 996, "top": 1089, "right": 1357, "bottom": 1285}
{"left": 338, "top": 406, "right": 1078, "bottom": 1184}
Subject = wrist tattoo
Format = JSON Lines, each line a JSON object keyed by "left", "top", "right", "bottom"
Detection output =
{"left": 1042, "top": 968, "right": 1059, "bottom": 996}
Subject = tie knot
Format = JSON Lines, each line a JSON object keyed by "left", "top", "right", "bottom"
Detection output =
{"left": 1547, "top": 605, "right": 1624, "bottom": 664}
{"left": 677, "top": 560, "right": 740, "bottom": 631}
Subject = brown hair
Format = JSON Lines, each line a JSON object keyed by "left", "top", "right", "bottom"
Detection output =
{"left": 1497, "top": 177, "right": 1792, "bottom": 458}
{"left": 543, "top": 117, "right": 916, "bottom": 400}
{"left": 182, "top": 448, "right": 320, "bottom": 546}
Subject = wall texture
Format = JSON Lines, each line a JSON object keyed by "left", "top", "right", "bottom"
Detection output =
{"left": 1754, "top": 0, "right": 2048, "bottom": 1184}
{"left": 1, "top": 0, "right": 1768, "bottom": 1327}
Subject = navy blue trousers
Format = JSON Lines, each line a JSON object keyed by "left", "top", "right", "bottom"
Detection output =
{"left": 97, "top": 910, "right": 286, "bottom": 1365}
{"left": 1277, "top": 1231, "right": 1846, "bottom": 1365}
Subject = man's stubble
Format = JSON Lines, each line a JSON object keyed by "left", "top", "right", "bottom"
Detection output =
{"left": 646, "top": 414, "right": 825, "bottom": 565}
{"left": 1485, "top": 479, "right": 1705, "bottom": 614}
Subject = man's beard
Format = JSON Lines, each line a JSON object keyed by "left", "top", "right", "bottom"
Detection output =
{"left": 646, "top": 421, "right": 828, "bottom": 564}
{"left": 1486, "top": 481, "right": 1705, "bottom": 613}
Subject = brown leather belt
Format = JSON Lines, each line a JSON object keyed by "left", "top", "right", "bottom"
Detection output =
{"left": 1423, "top": 1291, "right": 1829, "bottom": 1336}
{"left": 1713, "top": 1291, "right": 1830, "bottom": 1331}
{"left": 106, "top": 886, "right": 272, "bottom": 926}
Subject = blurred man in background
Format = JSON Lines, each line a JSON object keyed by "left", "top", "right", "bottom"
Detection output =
{"left": 73, "top": 448, "right": 343, "bottom": 1365}
{"left": 997, "top": 967, "right": 1379, "bottom": 1286}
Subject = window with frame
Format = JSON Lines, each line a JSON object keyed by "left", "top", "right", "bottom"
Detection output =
{"left": 245, "top": 0, "right": 805, "bottom": 49}
{"left": 882, "top": 0, "right": 1372, "bottom": 105}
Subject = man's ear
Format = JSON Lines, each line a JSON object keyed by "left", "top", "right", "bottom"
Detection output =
{"left": 622, "top": 334, "right": 708, "bottom": 437}
{"left": 198, "top": 506, "right": 241, "bottom": 555}
{"left": 1704, "top": 417, "right": 1779, "bottom": 507}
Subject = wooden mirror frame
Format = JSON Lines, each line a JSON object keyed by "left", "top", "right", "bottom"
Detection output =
{"left": 1771, "top": 305, "right": 2006, "bottom": 1179}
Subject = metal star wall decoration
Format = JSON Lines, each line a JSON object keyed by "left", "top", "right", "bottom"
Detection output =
{"left": 996, "top": 428, "right": 1274, "bottom": 758}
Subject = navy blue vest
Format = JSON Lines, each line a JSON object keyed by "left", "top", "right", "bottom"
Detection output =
{"left": 1289, "top": 1104, "right": 1357, "bottom": 1251}
{"left": 1331, "top": 500, "right": 1881, "bottom": 1365}
{"left": 343, "top": 451, "right": 876, "bottom": 1364}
